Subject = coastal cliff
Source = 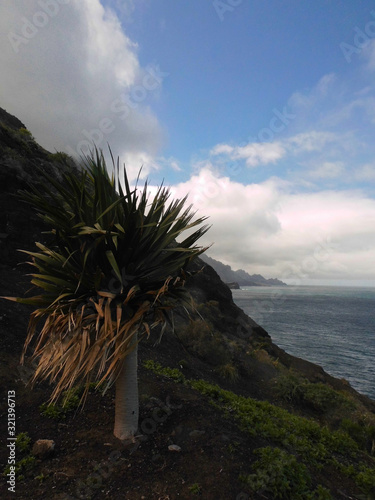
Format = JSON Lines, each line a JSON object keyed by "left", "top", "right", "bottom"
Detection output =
{"left": 0, "top": 108, "right": 374, "bottom": 500}
{"left": 201, "top": 253, "right": 287, "bottom": 286}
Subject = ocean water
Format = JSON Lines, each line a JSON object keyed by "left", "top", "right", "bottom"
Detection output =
{"left": 231, "top": 286, "right": 375, "bottom": 400}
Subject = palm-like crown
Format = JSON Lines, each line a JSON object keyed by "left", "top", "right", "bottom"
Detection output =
{"left": 8, "top": 149, "right": 209, "bottom": 403}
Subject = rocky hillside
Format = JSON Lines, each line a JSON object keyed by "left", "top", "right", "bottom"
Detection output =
{"left": 0, "top": 108, "right": 374, "bottom": 500}
{"left": 200, "top": 254, "right": 287, "bottom": 286}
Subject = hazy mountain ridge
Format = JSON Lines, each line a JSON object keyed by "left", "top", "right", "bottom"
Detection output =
{"left": 201, "top": 254, "right": 287, "bottom": 287}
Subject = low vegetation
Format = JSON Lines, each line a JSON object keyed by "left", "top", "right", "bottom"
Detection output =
{"left": 275, "top": 373, "right": 354, "bottom": 412}
{"left": 3, "top": 432, "right": 35, "bottom": 481}
{"left": 240, "top": 447, "right": 331, "bottom": 500}
{"left": 144, "top": 360, "right": 375, "bottom": 498}
{"left": 15, "top": 432, "right": 32, "bottom": 453}
{"left": 39, "top": 383, "right": 102, "bottom": 419}
{"left": 0, "top": 123, "right": 36, "bottom": 158}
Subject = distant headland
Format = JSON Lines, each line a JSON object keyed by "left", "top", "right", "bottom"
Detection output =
{"left": 200, "top": 254, "right": 287, "bottom": 287}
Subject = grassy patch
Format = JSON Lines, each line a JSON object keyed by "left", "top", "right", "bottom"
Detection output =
{"left": 48, "top": 151, "right": 73, "bottom": 164}
{"left": 240, "top": 446, "right": 313, "bottom": 499}
{"left": 40, "top": 386, "right": 80, "bottom": 419}
{"left": 2, "top": 431, "right": 35, "bottom": 481}
{"left": 15, "top": 432, "right": 32, "bottom": 453}
{"left": 215, "top": 363, "right": 239, "bottom": 382}
{"left": 143, "top": 359, "right": 186, "bottom": 383}
{"left": 3, "top": 453, "right": 36, "bottom": 481}
{"left": 39, "top": 382, "right": 103, "bottom": 419}
{"left": 18, "top": 128, "right": 34, "bottom": 140}
{"left": 0, "top": 123, "right": 36, "bottom": 157}
{"left": 188, "top": 482, "right": 202, "bottom": 495}
{"left": 275, "top": 373, "right": 356, "bottom": 414}
{"left": 340, "top": 418, "right": 375, "bottom": 454}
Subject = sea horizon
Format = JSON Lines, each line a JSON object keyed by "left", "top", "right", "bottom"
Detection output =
{"left": 280, "top": 279, "right": 375, "bottom": 288}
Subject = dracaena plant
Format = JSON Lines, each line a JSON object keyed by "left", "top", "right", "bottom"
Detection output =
{"left": 4, "top": 149, "right": 209, "bottom": 440}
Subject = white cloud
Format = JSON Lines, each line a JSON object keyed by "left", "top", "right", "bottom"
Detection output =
{"left": 235, "top": 142, "right": 286, "bottom": 167}
{"left": 149, "top": 156, "right": 182, "bottom": 174}
{"left": 210, "top": 140, "right": 286, "bottom": 167}
{"left": 211, "top": 144, "right": 234, "bottom": 155}
{"left": 119, "top": 150, "right": 162, "bottom": 181}
{"left": 286, "top": 131, "right": 338, "bottom": 153}
{"left": 208, "top": 130, "right": 342, "bottom": 175}
{"left": 0, "top": 0, "right": 164, "bottom": 180}
{"left": 288, "top": 73, "right": 336, "bottom": 112}
{"left": 168, "top": 159, "right": 182, "bottom": 172}
{"left": 193, "top": 58, "right": 375, "bottom": 281}
{"left": 169, "top": 168, "right": 375, "bottom": 281}
{"left": 308, "top": 162, "right": 345, "bottom": 179}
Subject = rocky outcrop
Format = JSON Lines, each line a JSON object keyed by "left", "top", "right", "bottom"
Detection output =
{"left": 0, "top": 107, "right": 26, "bottom": 131}
{"left": 0, "top": 108, "right": 78, "bottom": 261}
{"left": 32, "top": 439, "right": 55, "bottom": 459}
{"left": 226, "top": 282, "right": 240, "bottom": 289}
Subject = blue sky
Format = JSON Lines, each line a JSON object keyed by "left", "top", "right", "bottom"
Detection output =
{"left": 118, "top": 1, "right": 374, "bottom": 181}
{"left": 1, "top": 0, "right": 375, "bottom": 284}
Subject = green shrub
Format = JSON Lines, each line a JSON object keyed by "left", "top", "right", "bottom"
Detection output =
{"left": 3, "top": 455, "right": 36, "bottom": 479}
{"left": 143, "top": 359, "right": 186, "bottom": 383}
{"left": 274, "top": 373, "right": 304, "bottom": 401}
{"left": 48, "top": 151, "right": 72, "bottom": 164}
{"left": 15, "top": 432, "right": 32, "bottom": 453}
{"left": 302, "top": 383, "right": 351, "bottom": 413}
{"left": 355, "top": 465, "right": 375, "bottom": 497}
{"left": 39, "top": 402, "right": 64, "bottom": 419}
{"left": 40, "top": 386, "right": 82, "bottom": 419}
{"left": 188, "top": 483, "right": 202, "bottom": 495}
{"left": 340, "top": 418, "right": 375, "bottom": 453}
{"left": 275, "top": 375, "right": 353, "bottom": 414}
{"left": 0, "top": 123, "right": 35, "bottom": 156}
{"left": 241, "top": 447, "right": 312, "bottom": 499}
{"left": 215, "top": 363, "right": 239, "bottom": 382}
{"left": 311, "top": 484, "right": 333, "bottom": 499}
{"left": 34, "top": 473, "right": 47, "bottom": 483}
{"left": 18, "top": 128, "right": 34, "bottom": 140}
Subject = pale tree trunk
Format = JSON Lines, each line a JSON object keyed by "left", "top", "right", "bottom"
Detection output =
{"left": 113, "top": 339, "right": 139, "bottom": 440}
